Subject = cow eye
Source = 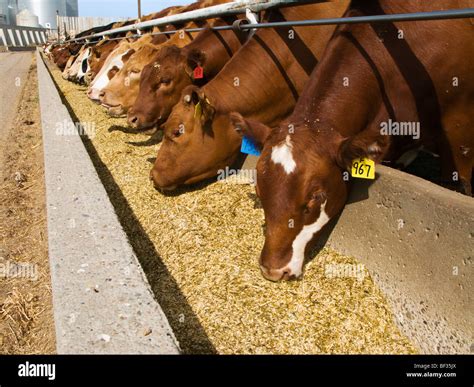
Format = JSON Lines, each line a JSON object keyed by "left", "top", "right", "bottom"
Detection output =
{"left": 130, "top": 68, "right": 140, "bottom": 74}
{"left": 161, "top": 78, "right": 171, "bottom": 85}
{"left": 172, "top": 128, "right": 183, "bottom": 138}
{"left": 312, "top": 191, "right": 327, "bottom": 202}
{"left": 304, "top": 191, "right": 326, "bottom": 214}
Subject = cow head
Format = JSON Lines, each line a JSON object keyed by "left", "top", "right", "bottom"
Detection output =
{"left": 55, "top": 44, "right": 78, "bottom": 71}
{"left": 68, "top": 42, "right": 83, "bottom": 56}
{"left": 150, "top": 85, "right": 241, "bottom": 190}
{"left": 86, "top": 45, "right": 101, "bottom": 82}
{"left": 100, "top": 44, "right": 159, "bottom": 117}
{"left": 128, "top": 45, "right": 206, "bottom": 130}
{"left": 87, "top": 41, "right": 116, "bottom": 83}
{"left": 76, "top": 47, "right": 91, "bottom": 84}
{"left": 229, "top": 113, "right": 385, "bottom": 281}
{"left": 87, "top": 47, "right": 135, "bottom": 102}
{"left": 62, "top": 53, "right": 78, "bottom": 80}
{"left": 65, "top": 46, "right": 90, "bottom": 83}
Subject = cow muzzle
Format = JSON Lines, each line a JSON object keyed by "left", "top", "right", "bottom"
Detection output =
{"left": 259, "top": 264, "right": 299, "bottom": 282}
{"left": 100, "top": 93, "right": 126, "bottom": 117}
{"left": 127, "top": 112, "right": 140, "bottom": 128}
{"left": 128, "top": 108, "right": 162, "bottom": 130}
{"left": 106, "top": 104, "right": 126, "bottom": 118}
{"left": 149, "top": 168, "right": 178, "bottom": 192}
{"left": 87, "top": 88, "right": 101, "bottom": 102}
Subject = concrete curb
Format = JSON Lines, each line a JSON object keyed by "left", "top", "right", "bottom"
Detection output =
{"left": 325, "top": 165, "right": 473, "bottom": 354}
{"left": 36, "top": 50, "right": 180, "bottom": 354}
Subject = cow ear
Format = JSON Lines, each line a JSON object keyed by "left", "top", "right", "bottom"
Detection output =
{"left": 229, "top": 112, "right": 271, "bottom": 149}
{"left": 185, "top": 49, "right": 206, "bottom": 77}
{"left": 191, "top": 88, "right": 215, "bottom": 125}
{"left": 336, "top": 131, "right": 387, "bottom": 170}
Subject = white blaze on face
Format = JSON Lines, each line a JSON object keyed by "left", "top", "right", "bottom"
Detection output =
{"left": 90, "top": 48, "right": 131, "bottom": 95}
{"left": 68, "top": 48, "right": 86, "bottom": 79}
{"left": 76, "top": 48, "right": 91, "bottom": 80}
{"left": 287, "top": 200, "right": 330, "bottom": 277}
{"left": 271, "top": 135, "right": 296, "bottom": 174}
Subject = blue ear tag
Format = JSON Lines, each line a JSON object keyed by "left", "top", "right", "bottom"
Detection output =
{"left": 241, "top": 136, "right": 261, "bottom": 156}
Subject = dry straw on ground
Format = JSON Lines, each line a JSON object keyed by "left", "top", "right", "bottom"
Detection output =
{"left": 0, "top": 57, "right": 56, "bottom": 354}
{"left": 46, "top": 58, "right": 417, "bottom": 354}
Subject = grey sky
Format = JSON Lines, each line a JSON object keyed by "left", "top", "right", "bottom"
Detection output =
{"left": 78, "top": 0, "right": 194, "bottom": 18}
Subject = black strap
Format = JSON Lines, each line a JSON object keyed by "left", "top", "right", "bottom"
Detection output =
{"left": 267, "top": 9, "right": 318, "bottom": 76}
{"left": 342, "top": 31, "right": 397, "bottom": 122}
{"left": 253, "top": 34, "right": 299, "bottom": 101}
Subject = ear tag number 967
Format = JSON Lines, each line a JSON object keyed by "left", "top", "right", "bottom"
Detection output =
{"left": 351, "top": 158, "right": 375, "bottom": 179}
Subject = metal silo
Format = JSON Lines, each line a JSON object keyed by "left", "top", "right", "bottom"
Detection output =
{"left": 17, "top": 0, "right": 66, "bottom": 29}
{"left": 1, "top": 0, "right": 78, "bottom": 28}
{"left": 16, "top": 8, "right": 40, "bottom": 27}
{"left": 0, "top": 0, "right": 18, "bottom": 25}
{"left": 65, "top": 0, "right": 78, "bottom": 17}
{"left": 0, "top": 0, "right": 8, "bottom": 25}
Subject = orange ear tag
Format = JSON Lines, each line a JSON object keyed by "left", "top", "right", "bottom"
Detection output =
{"left": 193, "top": 65, "right": 204, "bottom": 79}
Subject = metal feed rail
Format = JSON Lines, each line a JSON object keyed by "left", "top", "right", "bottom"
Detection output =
{"left": 65, "top": 0, "right": 303, "bottom": 43}
{"left": 140, "top": 7, "right": 474, "bottom": 36}
{"left": 65, "top": 5, "right": 474, "bottom": 44}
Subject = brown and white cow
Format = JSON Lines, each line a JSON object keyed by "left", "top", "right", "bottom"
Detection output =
{"left": 100, "top": 0, "right": 233, "bottom": 117}
{"left": 87, "top": 1, "right": 228, "bottom": 103}
{"left": 127, "top": 16, "right": 249, "bottom": 130}
{"left": 64, "top": 44, "right": 92, "bottom": 83}
{"left": 79, "top": 20, "right": 137, "bottom": 85}
{"left": 87, "top": 34, "right": 156, "bottom": 101}
{"left": 62, "top": 51, "right": 81, "bottom": 79}
{"left": 52, "top": 42, "right": 83, "bottom": 70}
{"left": 228, "top": 0, "right": 474, "bottom": 281}
{"left": 54, "top": 22, "right": 126, "bottom": 72}
{"left": 86, "top": 39, "right": 120, "bottom": 83}
{"left": 84, "top": 15, "right": 171, "bottom": 84}
{"left": 86, "top": 5, "right": 186, "bottom": 101}
{"left": 149, "top": 0, "right": 350, "bottom": 189}
{"left": 99, "top": 23, "right": 202, "bottom": 117}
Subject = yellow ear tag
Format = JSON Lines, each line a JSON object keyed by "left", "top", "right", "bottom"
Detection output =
{"left": 351, "top": 157, "right": 375, "bottom": 179}
{"left": 194, "top": 102, "right": 202, "bottom": 118}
